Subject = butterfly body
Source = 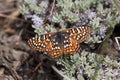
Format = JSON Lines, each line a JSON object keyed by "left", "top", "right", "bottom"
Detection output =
{"left": 28, "top": 26, "right": 90, "bottom": 58}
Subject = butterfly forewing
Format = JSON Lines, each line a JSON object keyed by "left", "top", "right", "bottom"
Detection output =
{"left": 76, "top": 26, "right": 90, "bottom": 43}
{"left": 65, "top": 26, "right": 90, "bottom": 43}
{"left": 27, "top": 34, "right": 53, "bottom": 52}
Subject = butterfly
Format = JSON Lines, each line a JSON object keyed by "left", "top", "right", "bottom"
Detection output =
{"left": 28, "top": 26, "right": 90, "bottom": 58}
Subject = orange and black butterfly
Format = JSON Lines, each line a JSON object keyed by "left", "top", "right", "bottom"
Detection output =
{"left": 28, "top": 26, "right": 90, "bottom": 58}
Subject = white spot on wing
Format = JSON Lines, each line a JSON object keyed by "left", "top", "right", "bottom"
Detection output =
{"left": 46, "top": 39, "right": 50, "bottom": 41}
{"left": 43, "top": 35, "right": 46, "bottom": 40}
{"left": 72, "top": 29, "right": 75, "bottom": 33}
{"left": 76, "top": 28, "right": 80, "bottom": 33}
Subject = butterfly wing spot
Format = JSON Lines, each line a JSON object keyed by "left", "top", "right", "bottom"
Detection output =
{"left": 46, "top": 38, "right": 50, "bottom": 41}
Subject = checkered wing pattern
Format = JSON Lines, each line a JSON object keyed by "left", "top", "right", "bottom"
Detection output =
{"left": 65, "top": 26, "right": 90, "bottom": 43}
{"left": 28, "top": 34, "right": 53, "bottom": 52}
{"left": 28, "top": 26, "right": 90, "bottom": 58}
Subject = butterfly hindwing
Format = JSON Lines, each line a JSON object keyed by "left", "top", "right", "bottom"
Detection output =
{"left": 63, "top": 37, "right": 79, "bottom": 54}
{"left": 48, "top": 47, "right": 63, "bottom": 58}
